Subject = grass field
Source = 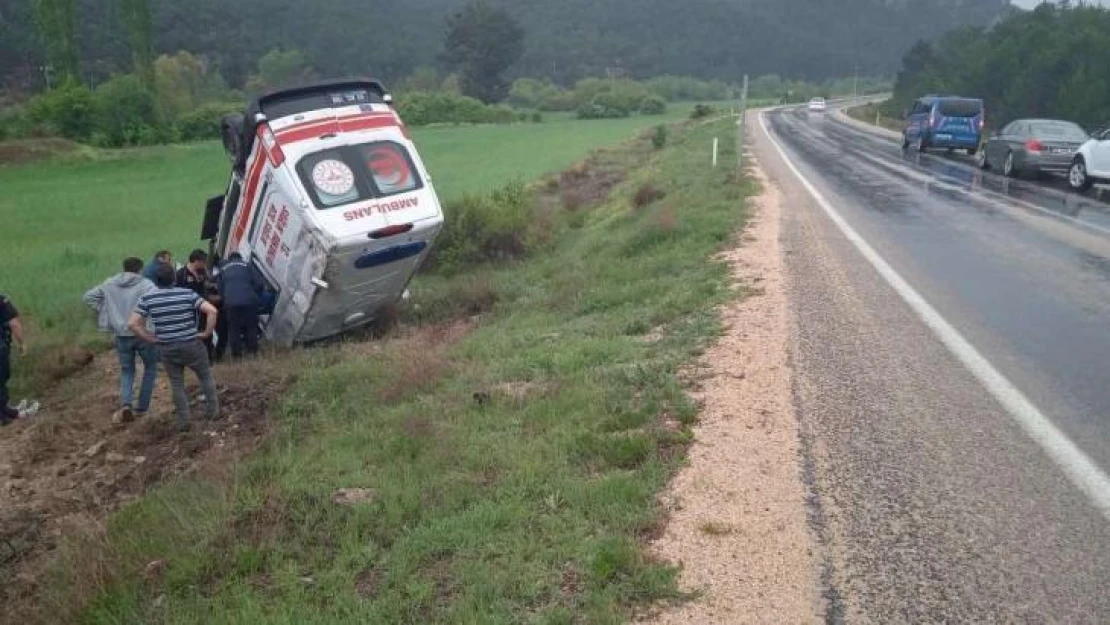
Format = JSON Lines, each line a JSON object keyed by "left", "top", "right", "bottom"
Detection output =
{"left": 20, "top": 116, "right": 751, "bottom": 623}
{"left": 0, "top": 104, "right": 713, "bottom": 395}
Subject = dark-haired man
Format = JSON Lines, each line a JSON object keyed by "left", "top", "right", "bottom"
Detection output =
{"left": 143, "top": 250, "right": 173, "bottom": 282}
{"left": 85, "top": 257, "right": 158, "bottom": 422}
{"left": 176, "top": 249, "right": 221, "bottom": 360}
{"left": 130, "top": 264, "right": 220, "bottom": 431}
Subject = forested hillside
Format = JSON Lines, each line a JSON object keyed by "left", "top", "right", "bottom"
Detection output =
{"left": 888, "top": 3, "right": 1110, "bottom": 129}
{"left": 2, "top": 0, "right": 1010, "bottom": 92}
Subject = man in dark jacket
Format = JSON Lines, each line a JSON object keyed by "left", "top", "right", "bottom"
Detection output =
{"left": 218, "top": 252, "right": 265, "bottom": 358}
{"left": 1, "top": 292, "right": 37, "bottom": 426}
{"left": 143, "top": 250, "right": 173, "bottom": 282}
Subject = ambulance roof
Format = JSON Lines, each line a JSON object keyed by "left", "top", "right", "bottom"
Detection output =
{"left": 237, "top": 78, "right": 392, "bottom": 167}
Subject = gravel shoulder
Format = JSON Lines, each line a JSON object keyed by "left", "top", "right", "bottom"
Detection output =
{"left": 642, "top": 161, "right": 821, "bottom": 624}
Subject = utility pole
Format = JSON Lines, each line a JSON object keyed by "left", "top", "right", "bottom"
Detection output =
{"left": 738, "top": 73, "right": 749, "bottom": 171}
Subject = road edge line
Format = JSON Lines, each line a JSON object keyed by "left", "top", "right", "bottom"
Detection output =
{"left": 757, "top": 109, "right": 1110, "bottom": 521}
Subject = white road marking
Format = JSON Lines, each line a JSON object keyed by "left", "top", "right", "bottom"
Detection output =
{"left": 758, "top": 109, "right": 1110, "bottom": 521}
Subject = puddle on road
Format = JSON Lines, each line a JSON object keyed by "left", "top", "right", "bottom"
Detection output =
{"left": 896, "top": 149, "right": 1110, "bottom": 232}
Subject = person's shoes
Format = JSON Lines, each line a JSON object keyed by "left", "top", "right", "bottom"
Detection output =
{"left": 18, "top": 401, "right": 40, "bottom": 419}
{"left": 112, "top": 406, "right": 135, "bottom": 424}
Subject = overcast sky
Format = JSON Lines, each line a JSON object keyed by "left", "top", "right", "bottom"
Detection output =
{"left": 1012, "top": 0, "right": 1106, "bottom": 6}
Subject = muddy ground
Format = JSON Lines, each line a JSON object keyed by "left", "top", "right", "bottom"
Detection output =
{"left": 0, "top": 349, "right": 298, "bottom": 605}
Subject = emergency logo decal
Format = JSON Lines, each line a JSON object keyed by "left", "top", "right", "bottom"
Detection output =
{"left": 312, "top": 159, "right": 356, "bottom": 197}
{"left": 366, "top": 144, "right": 415, "bottom": 194}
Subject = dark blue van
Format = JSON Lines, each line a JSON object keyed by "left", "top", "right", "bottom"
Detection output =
{"left": 901, "top": 95, "right": 985, "bottom": 154}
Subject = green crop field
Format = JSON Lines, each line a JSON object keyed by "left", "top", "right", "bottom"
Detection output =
{"left": 0, "top": 105, "right": 715, "bottom": 394}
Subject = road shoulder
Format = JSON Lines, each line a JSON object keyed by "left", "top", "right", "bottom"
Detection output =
{"left": 641, "top": 160, "right": 821, "bottom": 624}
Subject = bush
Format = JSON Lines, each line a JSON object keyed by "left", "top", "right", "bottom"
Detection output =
{"left": 572, "top": 78, "right": 651, "bottom": 112}
{"left": 488, "top": 105, "right": 518, "bottom": 124}
{"left": 690, "top": 104, "right": 716, "bottom": 119}
{"left": 396, "top": 91, "right": 516, "bottom": 126}
{"left": 431, "top": 180, "right": 533, "bottom": 273}
{"left": 93, "top": 74, "right": 159, "bottom": 147}
{"left": 651, "top": 125, "right": 668, "bottom": 150}
{"left": 25, "top": 81, "right": 97, "bottom": 141}
{"left": 639, "top": 95, "right": 667, "bottom": 115}
{"left": 539, "top": 90, "right": 575, "bottom": 112}
{"left": 176, "top": 102, "right": 241, "bottom": 141}
{"left": 645, "top": 75, "right": 732, "bottom": 101}
{"left": 531, "top": 111, "right": 543, "bottom": 123}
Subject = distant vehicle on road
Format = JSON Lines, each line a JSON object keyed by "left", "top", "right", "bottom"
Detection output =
{"left": 901, "top": 95, "right": 984, "bottom": 154}
{"left": 1068, "top": 127, "right": 1110, "bottom": 192}
{"left": 808, "top": 97, "right": 827, "bottom": 113}
{"left": 978, "top": 119, "right": 1088, "bottom": 178}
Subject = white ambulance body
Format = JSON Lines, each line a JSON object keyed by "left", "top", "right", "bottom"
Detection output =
{"left": 202, "top": 79, "right": 444, "bottom": 345}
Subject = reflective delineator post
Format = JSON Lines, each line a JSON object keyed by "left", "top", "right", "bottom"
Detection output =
{"left": 738, "top": 74, "right": 749, "bottom": 171}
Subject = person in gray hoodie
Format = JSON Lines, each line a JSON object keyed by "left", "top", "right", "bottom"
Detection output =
{"left": 84, "top": 257, "right": 158, "bottom": 422}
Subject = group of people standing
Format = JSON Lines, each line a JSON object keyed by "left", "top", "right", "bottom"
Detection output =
{"left": 0, "top": 249, "right": 267, "bottom": 431}
{"left": 81, "top": 249, "right": 260, "bottom": 435}
{"left": 79, "top": 249, "right": 265, "bottom": 431}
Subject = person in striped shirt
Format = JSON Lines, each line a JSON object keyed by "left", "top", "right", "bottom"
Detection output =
{"left": 129, "top": 264, "right": 220, "bottom": 431}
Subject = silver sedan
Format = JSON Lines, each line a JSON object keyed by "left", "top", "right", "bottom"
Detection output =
{"left": 978, "top": 119, "right": 1089, "bottom": 178}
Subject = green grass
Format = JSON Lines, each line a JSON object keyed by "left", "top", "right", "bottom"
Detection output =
{"left": 0, "top": 109, "right": 706, "bottom": 395}
{"left": 25, "top": 117, "right": 751, "bottom": 624}
{"left": 845, "top": 101, "right": 903, "bottom": 133}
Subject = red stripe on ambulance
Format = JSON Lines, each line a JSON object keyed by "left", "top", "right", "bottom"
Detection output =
{"left": 275, "top": 113, "right": 399, "bottom": 145}
{"left": 230, "top": 131, "right": 270, "bottom": 249}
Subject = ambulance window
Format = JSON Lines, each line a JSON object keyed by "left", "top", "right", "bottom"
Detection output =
{"left": 299, "top": 150, "right": 361, "bottom": 208}
{"left": 356, "top": 142, "right": 423, "bottom": 197}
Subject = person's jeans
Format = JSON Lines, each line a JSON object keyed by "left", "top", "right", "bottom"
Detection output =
{"left": 214, "top": 306, "right": 229, "bottom": 362}
{"left": 116, "top": 335, "right": 158, "bottom": 412}
{"left": 0, "top": 344, "right": 16, "bottom": 421}
{"left": 158, "top": 339, "right": 219, "bottom": 428}
{"left": 227, "top": 305, "right": 260, "bottom": 358}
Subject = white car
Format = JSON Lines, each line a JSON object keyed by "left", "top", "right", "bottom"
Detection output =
{"left": 1069, "top": 127, "right": 1110, "bottom": 192}
{"left": 808, "top": 97, "right": 827, "bottom": 113}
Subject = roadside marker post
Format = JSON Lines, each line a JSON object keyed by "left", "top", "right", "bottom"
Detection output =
{"left": 713, "top": 137, "right": 719, "bottom": 167}
{"left": 737, "top": 74, "right": 749, "bottom": 171}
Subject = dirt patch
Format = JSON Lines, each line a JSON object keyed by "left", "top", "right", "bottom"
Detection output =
{"left": 0, "top": 138, "right": 91, "bottom": 166}
{"left": 632, "top": 182, "right": 666, "bottom": 210}
{"left": 355, "top": 566, "right": 385, "bottom": 598}
{"left": 639, "top": 161, "right": 822, "bottom": 623}
{"left": 549, "top": 156, "right": 626, "bottom": 213}
{"left": 0, "top": 349, "right": 300, "bottom": 609}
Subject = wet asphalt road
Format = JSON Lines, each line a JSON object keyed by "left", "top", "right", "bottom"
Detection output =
{"left": 752, "top": 107, "right": 1110, "bottom": 623}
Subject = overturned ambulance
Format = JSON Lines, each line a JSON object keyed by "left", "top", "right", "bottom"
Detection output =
{"left": 202, "top": 79, "right": 444, "bottom": 345}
